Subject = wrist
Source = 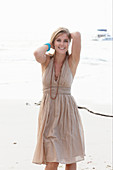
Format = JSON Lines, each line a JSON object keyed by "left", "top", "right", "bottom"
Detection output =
{"left": 44, "top": 43, "right": 51, "bottom": 51}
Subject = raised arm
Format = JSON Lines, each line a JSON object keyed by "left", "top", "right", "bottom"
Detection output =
{"left": 68, "top": 32, "right": 81, "bottom": 77}
{"left": 34, "top": 44, "right": 50, "bottom": 64}
{"left": 70, "top": 32, "right": 81, "bottom": 64}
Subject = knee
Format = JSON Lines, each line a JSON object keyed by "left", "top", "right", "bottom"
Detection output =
{"left": 46, "top": 162, "right": 59, "bottom": 168}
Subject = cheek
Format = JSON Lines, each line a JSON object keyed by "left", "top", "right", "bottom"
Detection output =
{"left": 66, "top": 43, "right": 69, "bottom": 48}
{"left": 55, "top": 41, "right": 59, "bottom": 45}
{"left": 54, "top": 42, "right": 59, "bottom": 49}
{"left": 54, "top": 41, "right": 56, "bottom": 46}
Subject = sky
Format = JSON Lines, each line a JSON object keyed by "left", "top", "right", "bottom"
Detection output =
{"left": 0, "top": 0, "right": 112, "bottom": 39}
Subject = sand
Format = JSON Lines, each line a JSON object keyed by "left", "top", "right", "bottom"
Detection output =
{"left": 0, "top": 97, "right": 112, "bottom": 170}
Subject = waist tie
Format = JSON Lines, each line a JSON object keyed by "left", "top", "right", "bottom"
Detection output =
{"left": 43, "top": 87, "right": 71, "bottom": 95}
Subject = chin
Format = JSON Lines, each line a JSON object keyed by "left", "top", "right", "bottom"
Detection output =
{"left": 57, "top": 50, "right": 67, "bottom": 55}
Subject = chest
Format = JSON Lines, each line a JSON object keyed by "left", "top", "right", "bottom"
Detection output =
{"left": 42, "top": 59, "right": 73, "bottom": 87}
{"left": 54, "top": 64, "right": 62, "bottom": 78}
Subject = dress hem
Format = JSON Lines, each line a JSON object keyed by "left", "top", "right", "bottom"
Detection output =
{"left": 32, "top": 154, "right": 86, "bottom": 165}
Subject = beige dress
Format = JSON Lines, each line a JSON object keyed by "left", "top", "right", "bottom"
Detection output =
{"left": 32, "top": 56, "right": 85, "bottom": 165}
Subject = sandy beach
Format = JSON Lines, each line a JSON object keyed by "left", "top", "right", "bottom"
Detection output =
{"left": 0, "top": 98, "right": 112, "bottom": 170}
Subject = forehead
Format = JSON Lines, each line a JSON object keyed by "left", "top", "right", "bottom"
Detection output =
{"left": 55, "top": 33, "right": 69, "bottom": 39}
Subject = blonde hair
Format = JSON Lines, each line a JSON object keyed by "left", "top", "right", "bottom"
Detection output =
{"left": 50, "top": 27, "right": 71, "bottom": 56}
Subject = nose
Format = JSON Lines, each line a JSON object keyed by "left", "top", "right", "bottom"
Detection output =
{"left": 60, "top": 41, "right": 64, "bottom": 46}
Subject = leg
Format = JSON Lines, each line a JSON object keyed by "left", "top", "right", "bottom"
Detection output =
{"left": 65, "top": 163, "right": 77, "bottom": 170}
{"left": 45, "top": 162, "right": 59, "bottom": 170}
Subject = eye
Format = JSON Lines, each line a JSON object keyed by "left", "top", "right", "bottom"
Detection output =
{"left": 64, "top": 39, "right": 68, "bottom": 42}
{"left": 56, "top": 39, "right": 61, "bottom": 42}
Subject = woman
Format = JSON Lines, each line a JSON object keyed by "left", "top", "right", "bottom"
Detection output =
{"left": 32, "top": 27, "right": 85, "bottom": 170}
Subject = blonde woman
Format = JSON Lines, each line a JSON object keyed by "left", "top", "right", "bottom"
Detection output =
{"left": 32, "top": 27, "right": 85, "bottom": 170}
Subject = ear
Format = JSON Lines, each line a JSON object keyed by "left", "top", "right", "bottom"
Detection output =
{"left": 50, "top": 41, "right": 55, "bottom": 49}
{"left": 52, "top": 42, "right": 55, "bottom": 49}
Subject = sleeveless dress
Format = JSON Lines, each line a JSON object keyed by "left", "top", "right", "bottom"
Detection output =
{"left": 32, "top": 56, "right": 85, "bottom": 165}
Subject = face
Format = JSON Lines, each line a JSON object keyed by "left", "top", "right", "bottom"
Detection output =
{"left": 54, "top": 33, "right": 70, "bottom": 54}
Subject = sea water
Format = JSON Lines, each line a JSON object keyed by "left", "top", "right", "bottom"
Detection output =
{"left": 0, "top": 32, "right": 112, "bottom": 101}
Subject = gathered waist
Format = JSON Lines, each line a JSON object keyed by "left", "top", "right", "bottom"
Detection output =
{"left": 43, "top": 87, "right": 71, "bottom": 95}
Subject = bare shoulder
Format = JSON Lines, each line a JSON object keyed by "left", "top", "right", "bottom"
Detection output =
{"left": 41, "top": 54, "right": 52, "bottom": 74}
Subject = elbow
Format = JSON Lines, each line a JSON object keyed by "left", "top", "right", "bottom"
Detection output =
{"left": 34, "top": 50, "right": 38, "bottom": 58}
{"left": 34, "top": 50, "right": 39, "bottom": 61}
{"left": 72, "top": 32, "right": 81, "bottom": 41}
{"left": 75, "top": 32, "right": 81, "bottom": 39}
{"left": 75, "top": 31, "right": 81, "bottom": 36}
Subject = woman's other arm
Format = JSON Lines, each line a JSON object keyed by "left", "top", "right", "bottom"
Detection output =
{"left": 70, "top": 32, "right": 81, "bottom": 65}
{"left": 68, "top": 32, "right": 81, "bottom": 77}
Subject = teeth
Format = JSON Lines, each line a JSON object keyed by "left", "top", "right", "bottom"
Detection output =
{"left": 59, "top": 47, "right": 65, "bottom": 50}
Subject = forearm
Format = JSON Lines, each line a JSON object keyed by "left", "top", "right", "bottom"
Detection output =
{"left": 34, "top": 44, "right": 51, "bottom": 63}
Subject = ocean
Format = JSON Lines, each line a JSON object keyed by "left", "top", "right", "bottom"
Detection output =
{"left": 0, "top": 33, "right": 112, "bottom": 64}
{"left": 0, "top": 32, "right": 112, "bottom": 101}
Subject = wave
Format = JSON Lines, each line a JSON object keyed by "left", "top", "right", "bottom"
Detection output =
{"left": 0, "top": 40, "right": 112, "bottom": 64}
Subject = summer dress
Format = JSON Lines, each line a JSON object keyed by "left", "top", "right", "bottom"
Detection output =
{"left": 32, "top": 56, "right": 85, "bottom": 165}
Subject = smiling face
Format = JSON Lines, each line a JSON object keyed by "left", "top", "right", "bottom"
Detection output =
{"left": 54, "top": 33, "right": 70, "bottom": 55}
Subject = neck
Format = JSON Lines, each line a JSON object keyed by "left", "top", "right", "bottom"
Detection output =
{"left": 54, "top": 52, "right": 66, "bottom": 64}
